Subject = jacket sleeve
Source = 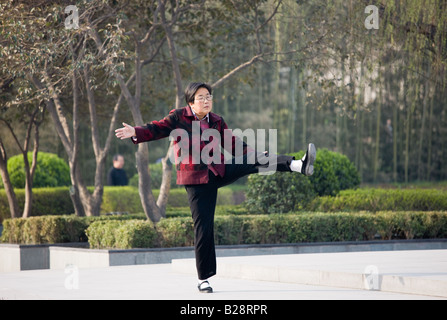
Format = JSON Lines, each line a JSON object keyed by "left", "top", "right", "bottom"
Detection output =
{"left": 132, "top": 109, "right": 179, "bottom": 144}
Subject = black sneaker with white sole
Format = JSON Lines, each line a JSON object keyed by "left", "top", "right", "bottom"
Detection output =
{"left": 301, "top": 143, "right": 316, "bottom": 176}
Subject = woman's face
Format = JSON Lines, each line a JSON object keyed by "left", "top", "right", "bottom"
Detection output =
{"left": 189, "top": 87, "right": 213, "bottom": 120}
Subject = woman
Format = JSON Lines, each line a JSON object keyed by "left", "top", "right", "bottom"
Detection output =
{"left": 115, "top": 82, "right": 316, "bottom": 293}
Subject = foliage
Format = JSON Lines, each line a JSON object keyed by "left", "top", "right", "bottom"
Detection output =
{"left": 0, "top": 215, "right": 89, "bottom": 244}
{"left": 86, "top": 220, "right": 159, "bottom": 250}
{"left": 290, "top": 149, "right": 361, "bottom": 197}
{"left": 156, "top": 218, "right": 195, "bottom": 248}
{"left": 129, "top": 163, "right": 178, "bottom": 189}
{"left": 100, "top": 186, "right": 143, "bottom": 214}
{"left": 0, "top": 152, "right": 70, "bottom": 189}
{"left": 245, "top": 149, "right": 360, "bottom": 214}
{"left": 309, "top": 188, "right": 447, "bottom": 212}
{"left": 85, "top": 211, "right": 447, "bottom": 249}
{"left": 0, "top": 187, "right": 74, "bottom": 223}
{"left": 0, "top": 0, "right": 129, "bottom": 102}
{"left": 1, "top": 0, "right": 447, "bottom": 221}
{"left": 3, "top": 203, "right": 447, "bottom": 247}
{"left": 0, "top": 186, "right": 241, "bottom": 223}
{"left": 245, "top": 171, "right": 316, "bottom": 214}
{"left": 101, "top": 186, "right": 237, "bottom": 213}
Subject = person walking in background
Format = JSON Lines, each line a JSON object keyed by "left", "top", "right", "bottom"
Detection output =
{"left": 107, "top": 154, "right": 129, "bottom": 186}
{"left": 115, "top": 82, "right": 316, "bottom": 293}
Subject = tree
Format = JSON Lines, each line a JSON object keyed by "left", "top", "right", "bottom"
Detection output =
{"left": 91, "top": 0, "right": 295, "bottom": 222}
{"left": 0, "top": 0, "right": 127, "bottom": 216}
{"left": 0, "top": 101, "right": 45, "bottom": 218}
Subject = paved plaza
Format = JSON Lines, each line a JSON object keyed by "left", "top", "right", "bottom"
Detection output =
{"left": 0, "top": 249, "right": 446, "bottom": 300}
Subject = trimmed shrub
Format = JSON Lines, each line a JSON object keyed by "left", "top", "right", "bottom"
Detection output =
{"left": 245, "top": 149, "right": 360, "bottom": 214}
{"left": 85, "top": 211, "right": 447, "bottom": 249}
{"left": 0, "top": 187, "right": 74, "bottom": 223}
{"left": 289, "top": 148, "right": 361, "bottom": 196}
{"left": 309, "top": 188, "right": 447, "bottom": 212}
{"left": 156, "top": 217, "right": 194, "bottom": 248}
{"left": 0, "top": 214, "right": 145, "bottom": 245}
{"left": 101, "top": 186, "right": 236, "bottom": 214}
{"left": 0, "top": 218, "right": 27, "bottom": 244}
{"left": 1, "top": 152, "right": 70, "bottom": 189}
{"left": 214, "top": 215, "right": 247, "bottom": 245}
{"left": 163, "top": 205, "right": 249, "bottom": 219}
{"left": 85, "top": 220, "right": 124, "bottom": 249}
{"left": 115, "top": 220, "right": 158, "bottom": 249}
{"left": 375, "top": 211, "right": 447, "bottom": 240}
{"left": 101, "top": 186, "right": 143, "bottom": 214}
{"left": 3, "top": 210, "right": 447, "bottom": 248}
{"left": 0, "top": 215, "right": 89, "bottom": 244}
{"left": 245, "top": 172, "right": 316, "bottom": 214}
{"left": 86, "top": 220, "right": 159, "bottom": 249}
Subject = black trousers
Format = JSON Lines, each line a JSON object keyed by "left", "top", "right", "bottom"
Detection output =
{"left": 184, "top": 153, "right": 294, "bottom": 280}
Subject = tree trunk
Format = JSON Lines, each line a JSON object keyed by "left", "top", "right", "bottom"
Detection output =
{"left": 405, "top": 82, "right": 418, "bottom": 184}
{"left": 391, "top": 78, "right": 398, "bottom": 183}
{"left": 115, "top": 55, "right": 164, "bottom": 222}
{"left": 22, "top": 114, "right": 40, "bottom": 218}
{"left": 156, "top": 156, "right": 172, "bottom": 216}
{"left": 0, "top": 102, "right": 42, "bottom": 218}
{"left": 156, "top": 0, "right": 182, "bottom": 220}
{"left": 417, "top": 70, "right": 430, "bottom": 180}
{"left": 289, "top": 67, "right": 297, "bottom": 152}
{"left": 22, "top": 154, "right": 34, "bottom": 218}
{"left": 426, "top": 90, "right": 434, "bottom": 181}
{"left": 68, "top": 167, "right": 86, "bottom": 217}
{"left": 373, "top": 71, "right": 382, "bottom": 183}
{"left": 30, "top": 74, "right": 85, "bottom": 217}
{"left": 0, "top": 140, "right": 20, "bottom": 219}
{"left": 136, "top": 143, "right": 163, "bottom": 222}
{"left": 83, "top": 65, "right": 123, "bottom": 216}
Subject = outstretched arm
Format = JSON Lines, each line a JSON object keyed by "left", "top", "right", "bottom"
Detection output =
{"left": 115, "top": 109, "right": 180, "bottom": 144}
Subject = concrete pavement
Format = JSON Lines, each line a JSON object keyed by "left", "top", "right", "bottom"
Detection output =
{"left": 0, "top": 264, "right": 442, "bottom": 300}
{"left": 174, "top": 249, "right": 447, "bottom": 298}
{"left": 0, "top": 249, "right": 446, "bottom": 300}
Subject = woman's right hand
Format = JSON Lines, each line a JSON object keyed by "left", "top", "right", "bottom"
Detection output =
{"left": 115, "top": 122, "right": 136, "bottom": 140}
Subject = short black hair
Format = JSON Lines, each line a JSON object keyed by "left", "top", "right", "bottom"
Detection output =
{"left": 184, "top": 82, "right": 212, "bottom": 105}
{"left": 113, "top": 154, "right": 123, "bottom": 161}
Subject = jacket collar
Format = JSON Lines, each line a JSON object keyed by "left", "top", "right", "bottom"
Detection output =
{"left": 184, "top": 105, "right": 222, "bottom": 125}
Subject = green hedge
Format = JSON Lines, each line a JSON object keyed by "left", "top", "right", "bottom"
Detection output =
{"left": 129, "top": 163, "right": 178, "bottom": 190}
{"left": 3, "top": 186, "right": 446, "bottom": 224}
{"left": 0, "top": 216, "right": 89, "bottom": 244}
{"left": 86, "top": 211, "right": 447, "bottom": 249}
{"left": 86, "top": 220, "right": 159, "bottom": 250}
{"left": 0, "top": 205, "right": 248, "bottom": 245}
{"left": 309, "top": 188, "right": 447, "bottom": 212}
{"left": 3, "top": 211, "right": 447, "bottom": 247}
{"left": 101, "top": 187, "right": 236, "bottom": 212}
{"left": 0, "top": 186, "right": 238, "bottom": 223}
{"left": 0, "top": 187, "right": 74, "bottom": 224}
{"left": 0, "top": 214, "right": 144, "bottom": 245}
